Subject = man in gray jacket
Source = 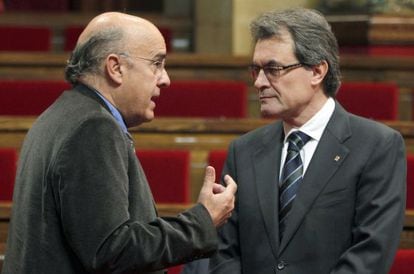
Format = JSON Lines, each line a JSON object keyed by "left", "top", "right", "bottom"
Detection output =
{"left": 2, "top": 12, "right": 236, "bottom": 274}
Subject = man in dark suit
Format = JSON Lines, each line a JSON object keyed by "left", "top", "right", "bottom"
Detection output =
{"left": 209, "top": 8, "right": 406, "bottom": 274}
{"left": 2, "top": 12, "right": 236, "bottom": 274}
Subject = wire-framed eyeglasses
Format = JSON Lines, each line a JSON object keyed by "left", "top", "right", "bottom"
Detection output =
{"left": 119, "top": 53, "right": 166, "bottom": 79}
{"left": 248, "top": 63, "right": 304, "bottom": 81}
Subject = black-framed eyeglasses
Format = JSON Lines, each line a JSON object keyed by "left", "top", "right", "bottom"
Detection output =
{"left": 119, "top": 53, "right": 166, "bottom": 79}
{"left": 248, "top": 63, "right": 304, "bottom": 81}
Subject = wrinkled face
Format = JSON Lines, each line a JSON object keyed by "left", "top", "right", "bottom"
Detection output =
{"left": 252, "top": 31, "right": 316, "bottom": 122}
{"left": 114, "top": 28, "right": 170, "bottom": 127}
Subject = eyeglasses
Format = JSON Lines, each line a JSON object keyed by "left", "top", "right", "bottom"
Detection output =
{"left": 119, "top": 53, "right": 166, "bottom": 79}
{"left": 248, "top": 62, "right": 304, "bottom": 81}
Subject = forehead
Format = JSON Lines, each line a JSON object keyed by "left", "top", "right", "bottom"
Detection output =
{"left": 253, "top": 32, "right": 296, "bottom": 64}
{"left": 127, "top": 24, "right": 167, "bottom": 57}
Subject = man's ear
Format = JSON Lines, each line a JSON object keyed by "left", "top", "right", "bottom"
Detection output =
{"left": 310, "top": 60, "right": 328, "bottom": 86}
{"left": 105, "top": 54, "right": 123, "bottom": 85}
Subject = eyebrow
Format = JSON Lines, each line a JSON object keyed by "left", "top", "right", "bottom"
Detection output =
{"left": 252, "top": 59, "right": 282, "bottom": 67}
{"left": 264, "top": 60, "right": 282, "bottom": 66}
{"left": 153, "top": 53, "right": 167, "bottom": 61}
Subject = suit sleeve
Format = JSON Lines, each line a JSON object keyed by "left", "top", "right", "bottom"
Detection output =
{"left": 53, "top": 116, "right": 218, "bottom": 272}
{"left": 209, "top": 141, "right": 242, "bottom": 274}
{"left": 331, "top": 130, "right": 406, "bottom": 274}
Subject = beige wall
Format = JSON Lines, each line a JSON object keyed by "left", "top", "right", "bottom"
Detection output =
{"left": 194, "top": 0, "right": 233, "bottom": 54}
{"left": 232, "top": 0, "right": 316, "bottom": 55}
{"left": 195, "top": 0, "right": 318, "bottom": 55}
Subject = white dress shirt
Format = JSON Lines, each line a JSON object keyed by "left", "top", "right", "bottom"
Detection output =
{"left": 280, "top": 97, "right": 335, "bottom": 179}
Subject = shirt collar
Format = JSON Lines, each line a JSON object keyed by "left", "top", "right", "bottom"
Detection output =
{"left": 93, "top": 89, "right": 128, "bottom": 134}
{"left": 284, "top": 97, "right": 335, "bottom": 142}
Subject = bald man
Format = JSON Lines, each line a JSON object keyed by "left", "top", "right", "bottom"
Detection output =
{"left": 2, "top": 12, "right": 236, "bottom": 274}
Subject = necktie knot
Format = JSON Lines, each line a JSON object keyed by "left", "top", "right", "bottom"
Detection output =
{"left": 287, "top": 131, "right": 311, "bottom": 152}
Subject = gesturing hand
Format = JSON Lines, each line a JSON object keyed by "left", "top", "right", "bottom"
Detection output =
{"left": 197, "top": 166, "right": 237, "bottom": 227}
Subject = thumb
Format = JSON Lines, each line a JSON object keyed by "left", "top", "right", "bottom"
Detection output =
{"left": 202, "top": 166, "right": 216, "bottom": 191}
{"left": 223, "top": 174, "right": 237, "bottom": 194}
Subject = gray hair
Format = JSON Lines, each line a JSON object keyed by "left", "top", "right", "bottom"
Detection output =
{"left": 65, "top": 28, "right": 125, "bottom": 85}
{"left": 250, "top": 8, "right": 341, "bottom": 97}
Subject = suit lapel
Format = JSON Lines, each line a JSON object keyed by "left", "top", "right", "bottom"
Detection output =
{"left": 253, "top": 122, "right": 284, "bottom": 257}
{"left": 278, "top": 102, "right": 352, "bottom": 254}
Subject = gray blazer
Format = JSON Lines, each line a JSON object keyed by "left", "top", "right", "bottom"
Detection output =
{"left": 2, "top": 84, "right": 217, "bottom": 274}
{"left": 210, "top": 102, "right": 406, "bottom": 274}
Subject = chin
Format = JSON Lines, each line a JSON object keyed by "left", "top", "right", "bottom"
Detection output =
{"left": 260, "top": 108, "right": 278, "bottom": 119}
{"left": 129, "top": 114, "right": 154, "bottom": 127}
{"left": 144, "top": 112, "right": 155, "bottom": 122}
{"left": 261, "top": 112, "right": 278, "bottom": 119}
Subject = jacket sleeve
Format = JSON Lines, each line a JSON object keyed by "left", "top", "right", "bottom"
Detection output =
{"left": 209, "top": 141, "right": 242, "bottom": 274}
{"left": 331, "top": 130, "right": 406, "bottom": 274}
{"left": 52, "top": 115, "right": 218, "bottom": 273}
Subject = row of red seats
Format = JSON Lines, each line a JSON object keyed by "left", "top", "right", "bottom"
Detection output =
{"left": 1, "top": 148, "right": 414, "bottom": 208}
{"left": 0, "top": 79, "right": 400, "bottom": 120}
{"left": 2, "top": 23, "right": 414, "bottom": 57}
{"left": 0, "top": 25, "right": 172, "bottom": 52}
{"left": 0, "top": 80, "right": 248, "bottom": 118}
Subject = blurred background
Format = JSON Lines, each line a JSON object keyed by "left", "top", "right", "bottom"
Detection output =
{"left": 0, "top": 1, "right": 414, "bottom": 273}
{"left": 0, "top": 0, "right": 412, "bottom": 54}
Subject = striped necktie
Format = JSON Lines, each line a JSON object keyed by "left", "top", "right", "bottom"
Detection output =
{"left": 279, "top": 131, "right": 311, "bottom": 239}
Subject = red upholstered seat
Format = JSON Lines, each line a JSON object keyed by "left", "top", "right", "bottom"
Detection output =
{"left": 0, "top": 148, "right": 18, "bottom": 201}
{"left": 136, "top": 150, "right": 190, "bottom": 203}
{"left": 136, "top": 150, "right": 190, "bottom": 273}
{"left": 336, "top": 82, "right": 399, "bottom": 120}
{"left": 136, "top": 150, "right": 189, "bottom": 274}
{"left": 406, "top": 155, "right": 414, "bottom": 210}
{"left": 389, "top": 249, "right": 414, "bottom": 274}
{"left": 0, "top": 26, "right": 51, "bottom": 51}
{"left": 207, "top": 150, "right": 228, "bottom": 180}
{"left": 154, "top": 80, "right": 247, "bottom": 118}
{"left": 0, "top": 80, "right": 70, "bottom": 115}
{"left": 168, "top": 265, "right": 183, "bottom": 274}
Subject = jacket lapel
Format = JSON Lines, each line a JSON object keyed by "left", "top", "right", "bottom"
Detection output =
{"left": 253, "top": 122, "right": 284, "bottom": 257}
{"left": 278, "top": 102, "right": 352, "bottom": 254}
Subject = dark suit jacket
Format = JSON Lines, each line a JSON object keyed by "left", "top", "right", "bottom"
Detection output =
{"left": 210, "top": 102, "right": 406, "bottom": 274}
{"left": 2, "top": 84, "right": 217, "bottom": 274}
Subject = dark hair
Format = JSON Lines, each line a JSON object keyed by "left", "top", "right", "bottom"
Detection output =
{"left": 65, "top": 28, "right": 125, "bottom": 85}
{"left": 250, "top": 8, "right": 341, "bottom": 97}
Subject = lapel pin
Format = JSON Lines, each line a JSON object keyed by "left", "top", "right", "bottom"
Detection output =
{"left": 334, "top": 155, "right": 340, "bottom": 162}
